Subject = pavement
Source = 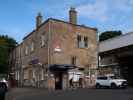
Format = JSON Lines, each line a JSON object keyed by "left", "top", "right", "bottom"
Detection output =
{"left": 5, "top": 87, "right": 133, "bottom": 100}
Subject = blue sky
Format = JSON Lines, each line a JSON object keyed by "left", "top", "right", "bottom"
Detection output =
{"left": 0, "top": 0, "right": 133, "bottom": 43}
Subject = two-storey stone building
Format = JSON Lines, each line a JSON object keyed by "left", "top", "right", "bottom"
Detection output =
{"left": 10, "top": 8, "right": 98, "bottom": 89}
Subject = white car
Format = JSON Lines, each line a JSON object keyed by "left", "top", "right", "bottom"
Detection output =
{"left": 0, "top": 78, "right": 8, "bottom": 89}
{"left": 95, "top": 75, "right": 128, "bottom": 89}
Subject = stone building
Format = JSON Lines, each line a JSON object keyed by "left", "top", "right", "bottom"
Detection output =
{"left": 9, "top": 8, "right": 98, "bottom": 89}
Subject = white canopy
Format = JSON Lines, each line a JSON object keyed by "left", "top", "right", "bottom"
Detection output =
{"left": 99, "top": 32, "right": 133, "bottom": 52}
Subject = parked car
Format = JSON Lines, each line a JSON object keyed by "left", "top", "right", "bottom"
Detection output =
{"left": 0, "top": 82, "right": 8, "bottom": 100}
{"left": 0, "top": 78, "right": 8, "bottom": 89}
{"left": 95, "top": 74, "right": 128, "bottom": 89}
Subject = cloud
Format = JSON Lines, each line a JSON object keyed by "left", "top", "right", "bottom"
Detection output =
{"left": 77, "top": 0, "right": 133, "bottom": 34}
{"left": 77, "top": 0, "right": 133, "bottom": 22}
{"left": 113, "top": 0, "right": 133, "bottom": 12}
{"left": 77, "top": 0, "right": 108, "bottom": 22}
{"left": 1, "top": 0, "right": 133, "bottom": 43}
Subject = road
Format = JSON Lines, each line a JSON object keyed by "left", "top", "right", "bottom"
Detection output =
{"left": 5, "top": 87, "right": 133, "bottom": 100}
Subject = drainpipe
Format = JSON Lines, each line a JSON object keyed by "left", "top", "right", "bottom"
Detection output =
{"left": 48, "top": 20, "right": 51, "bottom": 72}
{"left": 20, "top": 46, "right": 23, "bottom": 87}
{"left": 48, "top": 19, "right": 51, "bottom": 89}
{"left": 97, "top": 30, "right": 100, "bottom": 76}
{"left": 97, "top": 30, "right": 99, "bottom": 68}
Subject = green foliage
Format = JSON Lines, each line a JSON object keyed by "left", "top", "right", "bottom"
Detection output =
{"left": 0, "top": 35, "right": 17, "bottom": 74}
{"left": 99, "top": 31, "right": 122, "bottom": 42}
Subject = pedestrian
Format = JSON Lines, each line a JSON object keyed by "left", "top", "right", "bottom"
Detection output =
{"left": 69, "top": 78, "right": 73, "bottom": 89}
{"left": 0, "top": 82, "right": 7, "bottom": 100}
{"left": 79, "top": 77, "right": 83, "bottom": 88}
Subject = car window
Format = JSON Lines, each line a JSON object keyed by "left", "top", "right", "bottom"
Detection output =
{"left": 109, "top": 76, "right": 120, "bottom": 79}
{"left": 97, "top": 76, "right": 108, "bottom": 80}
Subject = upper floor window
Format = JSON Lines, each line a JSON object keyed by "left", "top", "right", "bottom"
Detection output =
{"left": 41, "top": 35, "right": 45, "bottom": 47}
{"left": 77, "top": 35, "right": 82, "bottom": 48}
{"left": 25, "top": 46, "right": 28, "bottom": 55}
{"left": 77, "top": 35, "right": 89, "bottom": 48}
{"left": 31, "top": 42, "right": 34, "bottom": 52}
{"left": 71, "top": 56, "right": 76, "bottom": 65}
{"left": 84, "top": 36, "right": 88, "bottom": 48}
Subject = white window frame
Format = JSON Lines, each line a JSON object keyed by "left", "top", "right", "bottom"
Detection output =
{"left": 84, "top": 36, "right": 89, "bottom": 48}
{"left": 31, "top": 42, "right": 34, "bottom": 52}
{"left": 41, "top": 69, "right": 44, "bottom": 80}
{"left": 25, "top": 46, "right": 28, "bottom": 55}
{"left": 41, "top": 35, "right": 45, "bottom": 47}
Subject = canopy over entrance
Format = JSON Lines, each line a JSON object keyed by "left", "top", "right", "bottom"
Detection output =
{"left": 49, "top": 64, "right": 77, "bottom": 72}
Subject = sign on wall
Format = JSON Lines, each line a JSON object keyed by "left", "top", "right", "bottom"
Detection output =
{"left": 54, "top": 45, "right": 62, "bottom": 52}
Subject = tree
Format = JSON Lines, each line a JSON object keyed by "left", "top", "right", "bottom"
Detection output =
{"left": 99, "top": 31, "right": 122, "bottom": 42}
{"left": 0, "top": 35, "right": 17, "bottom": 74}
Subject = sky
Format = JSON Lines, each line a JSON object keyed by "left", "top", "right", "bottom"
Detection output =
{"left": 0, "top": 0, "right": 133, "bottom": 43}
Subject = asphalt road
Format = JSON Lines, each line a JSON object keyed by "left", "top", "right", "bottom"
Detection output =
{"left": 5, "top": 87, "right": 133, "bottom": 100}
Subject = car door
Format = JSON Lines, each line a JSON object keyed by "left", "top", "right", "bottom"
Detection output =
{"left": 103, "top": 77, "right": 110, "bottom": 86}
{"left": 100, "top": 76, "right": 108, "bottom": 86}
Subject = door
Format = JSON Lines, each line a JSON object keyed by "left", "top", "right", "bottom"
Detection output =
{"left": 119, "top": 55, "right": 133, "bottom": 85}
{"left": 55, "top": 73, "right": 63, "bottom": 90}
{"left": 99, "top": 76, "right": 108, "bottom": 86}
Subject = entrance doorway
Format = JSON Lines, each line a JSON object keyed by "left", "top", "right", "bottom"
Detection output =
{"left": 55, "top": 73, "right": 63, "bottom": 90}
{"left": 49, "top": 64, "right": 77, "bottom": 90}
{"left": 119, "top": 55, "right": 133, "bottom": 86}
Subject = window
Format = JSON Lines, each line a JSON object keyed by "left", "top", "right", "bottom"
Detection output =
{"left": 31, "top": 42, "right": 34, "bottom": 52}
{"left": 109, "top": 76, "right": 120, "bottom": 79}
{"left": 71, "top": 56, "right": 76, "bottom": 65}
{"left": 29, "top": 70, "right": 33, "bottom": 79}
{"left": 84, "top": 37, "right": 88, "bottom": 48}
{"left": 25, "top": 46, "right": 28, "bottom": 55}
{"left": 23, "top": 69, "right": 28, "bottom": 79}
{"left": 32, "top": 70, "right": 35, "bottom": 78}
{"left": 41, "top": 69, "right": 44, "bottom": 80}
{"left": 77, "top": 35, "right": 81, "bottom": 41}
{"left": 97, "top": 76, "right": 108, "bottom": 80}
{"left": 41, "top": 35, "right": 45, "bottom": 47}
{"left": 15, "top": 71, "right": 20, "bottom": 80}
{"left": 77, "top": 35, "right": 89, "bottom": 48}
{"left": 77, "top": 35, "right": 81, "bottom": 48}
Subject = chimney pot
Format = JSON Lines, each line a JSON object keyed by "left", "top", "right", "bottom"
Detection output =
{"left": 69, "top": 7, "right": 77, "bottom": 24}
{"left": 36, "top": 12, "right": 43, "bottom": 29}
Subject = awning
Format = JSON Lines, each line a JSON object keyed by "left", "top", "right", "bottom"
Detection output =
{"left": 49, "top": 64, "right": 77, "bottom": 72}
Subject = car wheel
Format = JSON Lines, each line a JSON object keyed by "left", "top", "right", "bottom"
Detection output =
{"left": 111, "top": 83, "right": 117, "bottom": 89}
{"left": 121, "top": 86, "right": 127, "bottom": 89}
{"left": 96, "top": 83, "right": 101, "bottom": 89}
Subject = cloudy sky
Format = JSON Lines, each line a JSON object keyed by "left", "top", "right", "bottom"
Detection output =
{"left": 0, "top": 0, "right": 133, "bottom": 43}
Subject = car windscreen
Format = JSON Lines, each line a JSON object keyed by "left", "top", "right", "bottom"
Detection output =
{"left": 109, "top": 76, "right": 120, "bottom": 79}
{"left": 97, "top": 76, "right": 108, "bottom": 80}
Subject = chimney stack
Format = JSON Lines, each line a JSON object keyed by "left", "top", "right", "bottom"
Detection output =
{"left": 69, "top": 7, "right": 77, "bottom": 24}
{"left": 36, "top": 12, "right": 42, "bottom": 29}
